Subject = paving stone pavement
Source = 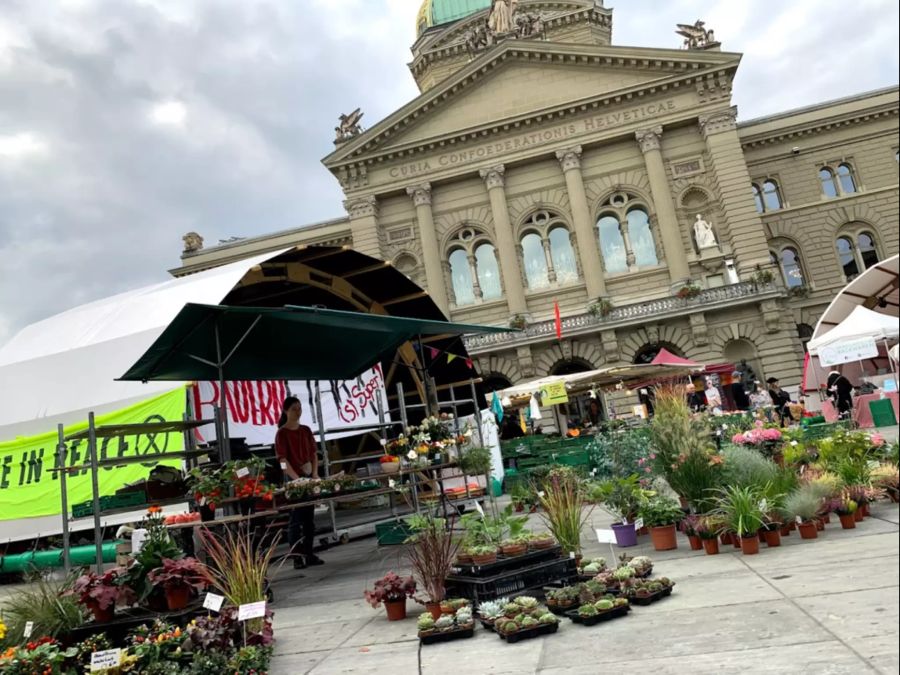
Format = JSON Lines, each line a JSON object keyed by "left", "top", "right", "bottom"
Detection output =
{"left": 267, "top": 500, "right": 900, "bottom": 675}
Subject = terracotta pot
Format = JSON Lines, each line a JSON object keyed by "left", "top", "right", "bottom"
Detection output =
{"left": 514, "top": 503, "right": 525, "bottom": 512}
{"left": 798, "top": 522, "right": 818, "bottom": 540}
{"left": 822, "top": 514, "right": 831, "bottom": 525}
{"left": 86, "top": 600, "right": 115, "bottom": 624}
{"left": 757, "top": 530, "right": 766, "bottom": 543}
{"left": 853, "top": 508, "right": 864, "bottom": 523}
{"left": 720, "top": 532, "right": 733, "bottom": 546}
{"left": 839, "top": 513, "right": 857, "bottom": 529}
{"left": 687, "top": 535, "right": 703, "bottom": 551}
{"left": 780, "top": 524, "right": 792, "bottom": 537}
{"left": 732, "top": 533, "right": 742, "bottom": 549}
{"left": 424, "top": 602, "right": 442, "bottom": 621}
{"left": 456, "top": 554, "right": 473, "bottom": 565}
{"left": 649, "top": 524, "right": 678, "bottom": 551}
{"left": 789, "top": 521, "right": 797, "bottom": 532}
{"left": 471, "top": 552, "right": 497, "bottom": 565}
{"left": 385, "top": 599, "right": 407, "bottom": 621}
{"left": 165, "top": 585, "right": 192, "bottom": 611}
{"left": 145, "top": 589, "right": 169, "bottom": 612}
{"left": 702, "top": 538, "right": 720, "bottom": 555}
{"left": 815, "top": 518, "right": 824, "bottom": 531}
{"left": 740, "top": 535, "right": 760, "bottom": 555}
{"left": 500, "top": 543, "right": 528, "bottom": 556}
{"left": 530, "top": 538, "right": 555, "bottom": 550}
{"left": 763, "top": 529, "right": 782, "bottom": 548}
{"left": 860, "top": 502, "right": 870, "bottom": 517}
{"left": 637, "top": 526, "right": 649, "bottom": 536}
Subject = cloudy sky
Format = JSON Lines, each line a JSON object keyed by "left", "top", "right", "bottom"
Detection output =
{"left": 0, "top": 0, "right": 897, "bottom": 344}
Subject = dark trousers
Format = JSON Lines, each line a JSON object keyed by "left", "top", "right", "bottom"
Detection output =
{"left": 289, "top": 505, "right": 315, "bottom": 559}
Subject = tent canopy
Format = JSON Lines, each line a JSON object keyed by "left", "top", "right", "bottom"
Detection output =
{"left": 650, "top": 348, "right": 701, "bottom": 368}
{"left": 120, "top": 303, "right": 512, "bottom": 382}
{"left": 807, "top": 304, "right": 900, "bottom": 353}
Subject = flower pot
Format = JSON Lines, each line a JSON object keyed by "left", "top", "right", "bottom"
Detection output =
{"left": 763, "top": 529, "right": 781, "bottom": 548}
{"left": 514, "top": 503, "right": 525, "bottom": 512}
{"left": 456, "top": 554, "right": 473, "bottom": 565}
{"left": 500, "top": 543, "right": 528, "bottom": 556}
{"left": 471, "top": 552, "right": 497, "bottom": 565}
{"left": 702, "top": 538, "right": 720, "bottom": 555}
{"left": 649, "top": 524, "right": 678, "bottom": 551}
{"left": 732, "top": 533, "right": 742, "bottom": 549}
{"left": 145, "top": 589, "right": 169, "bottom": 612}
{"left": 740, "top": 535, "right": 760, "bottom": 555}
{"left": 380, "top": 461, "right": 401, "bottom": 475}
{"left": 822, "top": 514, "right": 831, "bottom": 525}
{"left": 165, "top": 585, "right": 192, "bottom": 611}
{"left": 853, "top": 507, "right": 864, "bottom": 523}
{"left": 757, "top": 530, "right": 766, "bottom": 543}
{"left": 780, "top": 524, "right": 792, "bottom": 537}
{"left": 530, "top": 538, "right": 555, "bottom": 550}
{"left": 425, "top": 602, "right": 442, "bottom": 621}
{"left": 860, "top": 503, "right": 870, "bottom": 517}
{"left": 611, "top": 522, "right": 638, "bottom": 548}
{"left": 815, "top": 518, "right": 824, "bottom": 531}
{"left": 385, "top": 599, "right": 407, "bottom": 622}
{"left": 798, "top": 522, "right": 818, "bottom": 540}
{"left": 637, "top": 526, "right": 649, "bottom": 536}
{"left": 720, "top": 532, "right": 733, "bottom": 546}
{"left": 86, "top": 600, "right": 115, "bottom": 624}
{"left": 687, "top": 535, "right": 703, "bottom": 551}
{"left": 199, "top": 504, "right": 216, "bottom": 522}
{"left": 839, "top": 513, "right": 857, "bottom": 529}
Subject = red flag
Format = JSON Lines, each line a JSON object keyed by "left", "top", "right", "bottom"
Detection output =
{"left": 465, "top": 358, "right": 474, "bottom": 369}
{"left": 554, "top": 301, "right": 562, "bottom": 340}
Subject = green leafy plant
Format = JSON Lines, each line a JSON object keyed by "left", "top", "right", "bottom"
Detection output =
{"left": 537, "top": 469, "right": 593, "bottom": 556}
{"left": 199, "top": 525, "right": 277, "bottom": 613}
{"left": 713, "top": 485, "right": 766, "bottom": 538}
{"left": 588, "top": 298, "right": 614, "bottom": 318}
{"left": 638, "top": 495, "right": 684, "bottom": 528}
{"left": 592, "top": 474, "right": 646, "bottom": 523}
{"left": 781, "top": 485, "right": 823, "bottom": 524}
{"left": 458, "top": 446, "right": 492, "bottom": 476}
{"left": 0, "top": 574, "right": 84, "bottom": 648}
{"left": 721, "top": 446, "right": 779, "bottom": 489}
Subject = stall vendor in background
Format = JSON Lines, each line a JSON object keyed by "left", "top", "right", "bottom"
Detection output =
{"left": 276, "top": 396, "right": 325, "bottom": 570}
{"left": 826, "top": 370, "right": 855, "bottom": 418}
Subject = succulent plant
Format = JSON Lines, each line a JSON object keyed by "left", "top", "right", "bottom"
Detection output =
{"left": 500, "top": 620, "right": 519, "bottom": 634}
{"left": 448, "top": 598, "right": 470, "bottom": 610}
{"left": 594, "top": 599, "right": 614, "bottom": 611}
{"left": 578, "top": 604, "right": 599, "bottom": 617}
{"left": 503, "top": 602, "right": 520, "bottom": 616}
{"left": 514, "top": 596, "right": 540, "bottom": 609}
{"left": 583, "top": 562, "right": 601, "bottom": 574}
{"left": 520, "top": 616, "right": 539, "bottom": 628}
{"left": 477, "top": 600, "right": 505, "bottom": 621}
{"left": 590, "top": 557, "right": 607, "bottom": 568}
{"left": 456, "top": 608, "right": 473, "bottom": 624}
{"left": 630, "top": 556, "right": 653, "bottom": 574}
{"left": 658, "top": 577, "right": 674, "bottom": 588}
{"left": 585, "top": 580, "right": 606, "bottom": 596}
{"left": 434, "top": 615, "right": 455, "bottom": 631}
{"left": 538, "top": 612, "right": 558, "bottom": 625}
{"left": 614, "top": 598, "right": 629, "bottom": 608}
{"left": 417, "top": 613, "right": 436, "bottom": 631}
{"left": 514, "top": 613, "right": 527, "bottom": 625}
{"left": 613, "top": 565, "right": 636, "bottom": 581}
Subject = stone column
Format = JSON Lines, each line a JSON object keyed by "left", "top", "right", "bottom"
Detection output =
{"left": 699, "top": 107, "right": 772, "bottom": 273}
{"left": 541, "top": 238, "right": 557, "bottom": 284}
{"left": 344, "top": 195, "right": 380, "bottom": 259}
{"left": 635, "top": 127, "right": 691, "bottom": 285}
{"left": 479, "top": 165, "right": 528, "bottom": 315}
{"left": 406, "top": 183, "right": 449, "bottom": 316}
{"left": 555, "top": 146, "right": 607, "bottom": 300}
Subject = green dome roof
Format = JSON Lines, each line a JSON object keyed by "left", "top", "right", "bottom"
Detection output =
{"left": 417, "top": 0, "right": 492, "bottom": 36}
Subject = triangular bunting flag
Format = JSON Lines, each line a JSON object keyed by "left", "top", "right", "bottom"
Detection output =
{"left": 447, "top": 353, "right": 457, "bottom": 363}
{"left": 427, "top": 346, "right": 440, "bottom": 359}
{"left": 465, "top": 358, "right": 474, "bottom": 369}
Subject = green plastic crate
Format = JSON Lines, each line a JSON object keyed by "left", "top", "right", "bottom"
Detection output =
{"left": 375, "top": 519, "right": 413, "bottom": 546}
{"left": 72, "top": 491, "right": 147, "bottom": 518}
{"left": 869, "top": 399, "right": 898, "bottom": 428}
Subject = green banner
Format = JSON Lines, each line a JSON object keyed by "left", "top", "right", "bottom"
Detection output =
{"left": 0, "top": 388, "right": 187, "bottom": 521}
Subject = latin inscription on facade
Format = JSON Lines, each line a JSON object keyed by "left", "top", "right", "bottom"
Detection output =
{"left": 671, "top": 157, "right": 704, "bottom": 178}
{"left": 387, "top": 99, "right": 679, "bottom": 180}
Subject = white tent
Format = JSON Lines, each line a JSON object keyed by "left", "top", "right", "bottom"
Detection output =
{"left": 0, "top": 249, "right": 289, "bottom": 439}
{"left": 807, "top": 305, "right": 900, "bottom": 353}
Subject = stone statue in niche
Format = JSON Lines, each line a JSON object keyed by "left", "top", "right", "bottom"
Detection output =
{"left": 693, "top": 214, "right": 718, "bottom": 250}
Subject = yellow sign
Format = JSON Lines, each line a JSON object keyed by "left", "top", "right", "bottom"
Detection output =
{"left": 540, "top": 381, "right": 569, "bottom": 406}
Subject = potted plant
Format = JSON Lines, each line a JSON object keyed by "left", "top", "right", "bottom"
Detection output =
{"left": 831, "top": 494, "right": 858, "bottom": 529}
{"left": 364, "top": 572, "right": 417, "bottom": 621}
{"left": 697, "top": 516, "right": 722, "bottom": 555}
{"left": 458, "top": 446, "right": 492, "bottom": 477}
{"left": 538, "top": 468, "right": 593, "bottom": 557}
{"left": 675, "top": 283, "right": 702, "bottom": 300}
{"left": 592, "top": 475, "right": 645, "bottom": 548}
{"left": 380, "top": 453, "right": 401, "bottom": 474}
{"left": 587, "top": 298, "right": 614, "bottom": 318}
{"left": 406, "top": 511, "right": 460, "bottom": 620}
{"left": 65, "top": 568, "right": 136, "bottom": 623}
{"left": 188, "top": 467, "right": 228, "bottom": 521}
{"left": 509, "top": 314, "right": 527, "bottom": 330}
{"left": 714, "top": 486, "right": 765, "bottom": 555}
{"left": 638, "top": 496, "right": 684, "bottom": 551}
{"left": 782, "top": 486, "right": 822, "bottom": 540}
{"left": 681, "top": 515, "right": 703, "bottom": 551}
{"left": 147, "top": 557, "right": 213, "bottom": 610}
{"left": 528, "top": 532, "right": 556, "bottom": 550}
{"left": 499, "top": 535, "right": 530, "bottom": 557}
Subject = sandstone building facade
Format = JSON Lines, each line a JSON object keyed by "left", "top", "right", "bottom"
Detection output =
{"left": 172, "top": 0, "right": 900, "bottom": 398}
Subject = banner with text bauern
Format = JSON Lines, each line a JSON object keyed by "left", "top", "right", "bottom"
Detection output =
{"left": 0, "top": 389, "right": 186, "bottom": 521}
{"left": 190, "top": 365, "right": 390, "bottom": 445}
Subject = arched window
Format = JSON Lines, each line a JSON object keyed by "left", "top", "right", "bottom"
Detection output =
{"left": 836, "top": 236, "right": 859, "bottom": 280}
{"left": 752, "top": 184, "right": 765, "bottom": 213}
{"left": 857, "top": 232, "right": 879, "bottom": 269}
{"left": 597, "top": 214, "right": 627, "bottom": 273}
{"left": 779, "top": 247, "right": 805, "bottom": 288}
{"left": 520, "top": 232, "right": 549, "bottom": 289}
{"left": 762, "top": 180, "right": 783, "bottom": 211}
{"left": 819, "top": 168, "right": 839, "bottom": 198}
{"left": 837, "top": 163, "right": 857, "bottom": 194}
{"left": 548, "top": 227, "right": 577, "bottom": 284}
{"left": 475, "top": 243, "right": 501, "bottom": 300}
{"left": 596, "top": 191, "right": 659, "bottom": 274}
{"left": 449, "top": 248, "right": 475, "bottom": 306}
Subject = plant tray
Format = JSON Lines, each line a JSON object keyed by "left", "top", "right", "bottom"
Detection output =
{"left": 565, "top": 604, "right": 630, "bottom": 626}
{"left": 497, "top": 622, "right": 559, "bottom": 643}
{"left": 447, "top": 557, "right": 578, "bottom": 606}
{"left": 629, "top": 586, "right": 674, "bottom": 606}
{"left": 452, "top": 545, "right": 562, "bottom": 578}
{"left": 375, "top": 518, "right": 413, "bottom": 546}
{"left": 419, "top": 625, "right": 475, "bottom": 645}
{"left": 635, "top": 566, "right": 653, "bottom": 579}
{"left": 546, "top": 602, "right": 578, "bottom": 616}
{"left": 64, "top": 602, "right": 206, "bottom": 646}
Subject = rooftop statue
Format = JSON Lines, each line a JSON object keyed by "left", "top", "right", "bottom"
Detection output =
{"left": 676, "top": 20, "right": 719, "bottom": 49}
{"left": 334, "top": 108, "right": 365, "bottom": 144}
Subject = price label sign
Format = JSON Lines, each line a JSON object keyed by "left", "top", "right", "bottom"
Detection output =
{"left": 203, "top": 592, "right": 225, "bottom": 613}
{"left": 279, "top": 461, "right": 288, "bottom": 471}
{"left": 91, "top": 649, "right": 122, "bottom": 671}
{"left": 131, "top": 528, "right": 148, "bottom": 555}
{"left": 795, "top": 516, "right": 803, "bottom": 525}
{"left": 23, "top": 621, "right": 34, "bottom": 638}
{"left": 569, "top": 551, "right": 576, "bottom": 559}
{"left": 474, "top": 500, "right": 485, "bottom": 517}
{"left": 595, "top": 529, "right": 617, "bottom": 544}
{"left": 238, "top": 601, "right": 267, "bottom": 621}
{"left": 236, "top": 467, "right": 250, "bottom": 478}
{"left": 634, "top": 518, "right": 644, "bottom": 531}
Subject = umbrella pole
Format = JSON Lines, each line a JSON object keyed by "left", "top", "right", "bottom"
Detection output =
{"left": 215, "top": 321, "right": 231, "bottom": 463}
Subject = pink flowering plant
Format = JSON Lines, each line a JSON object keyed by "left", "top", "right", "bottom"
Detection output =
{"left": 731, "top": 421, "right": 783, "bottom": 446}
{"left": 364, "top": 572, "right": 417, "bottom": 609}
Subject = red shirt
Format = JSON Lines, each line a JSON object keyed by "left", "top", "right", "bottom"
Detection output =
{"left": 275, "top": 425, "right": 317, "bottom": 476}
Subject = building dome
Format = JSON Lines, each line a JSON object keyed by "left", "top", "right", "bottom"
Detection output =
{"left": 417, "top": 0, "right": 492, "bottom": 36}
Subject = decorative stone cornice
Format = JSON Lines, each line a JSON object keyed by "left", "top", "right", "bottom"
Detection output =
{"left": 699, "top": 106, "right": 738, "bottom": 138}
{"left": 406, "top": 183, "right": 433, "bottom": 207}
{"left": 556, "top": 145, "right": 583, "bottom": 172}
{"left": 343, "top": 195, "right": 378, "bottom": 219}
{"left": 479, "top": 165, "right": 506, "bottom": 190}
{"left": 635, "top": 126, "right": 663, "bottom": 153}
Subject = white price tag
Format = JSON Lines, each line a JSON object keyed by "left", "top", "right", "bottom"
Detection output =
{"left": 236, "top": 467, "right": 250, "bottom": 478}
{"left": 238, "top": 601, "right": 267, "bottom": 621}
{"left": 203, "top": 592, "right": 225, "bottom": 613}
{"left": 131, "top": 528, "right": 148, "bottom": 555}
{"left": 91, "top": 649, "right": 122, "bottom": 671}
{"left": 23, "top": 621, "right": 33, "bottom": 638}
{"left": 795, "top": 516, "right": 803, "bottom": 525}
{"left": 569, "top": 551, "right": 576, "bottom": 559}
{"left": 595, "top": 529, "right": 617, "bottom": 544}
{"left": 621, "top": 517, "right": 628, "bottom": 525}
{"left": 474, "top": 501, "right": 485, "bottom": 517}
{"left": 379, "top": 438, "right": 387, "bottom": 446}
{"left": 280, "top": 461, "right": 288, "bottom": 471}
{"left": 537, "top": 491, "right": 545, "bottom": 499}
{"left": 634, "top": 518, "right": 644, "bottom": 531}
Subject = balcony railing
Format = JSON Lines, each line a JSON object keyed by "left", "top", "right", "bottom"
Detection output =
{"left": 463, "top": 281, "right": 782, "bottom": 353}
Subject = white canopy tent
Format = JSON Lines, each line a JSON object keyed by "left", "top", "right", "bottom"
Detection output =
{"left": 0, "top": 249, "right": 289, "bottom": 439}
{"left": 807, "top": 305, "right": 900, "bottom": 353}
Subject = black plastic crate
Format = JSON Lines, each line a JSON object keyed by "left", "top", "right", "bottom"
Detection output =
{"left": 446, "top": 557, "right": 578, "bottom": 606}
{"left": 419, "top": 625, "right": 475, "bottom": 645}
{"left": 565, "top": 604, "right": 630, "bottom": 626}
{"left": 453, "top": 546, "right": 562, "bottom": 578}
{"left": 497, "top": 621, "right": 559, "bottom": 643}
{"left": 629, "top": 586, "right": 674, "bottom": 606}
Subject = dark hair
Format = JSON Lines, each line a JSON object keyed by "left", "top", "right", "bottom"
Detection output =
{"left": 278, "top": 396, "right": 301, "bottom": 428}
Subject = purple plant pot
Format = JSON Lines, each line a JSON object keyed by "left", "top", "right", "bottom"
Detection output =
{"left": 612, "top": 522, "right": 638, "bottom": 548}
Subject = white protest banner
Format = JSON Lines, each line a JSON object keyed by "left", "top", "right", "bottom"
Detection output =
{"left": 818, "top": 336, "right": 879, "bottom": 367}
{"left": 203, "top": 593, "right": 225, "bottom": 613}
{"left": 238, "top": 601, "right": 267, "bottom": 621}
{"left": 190, "top": 366, "right": 390, "bottom": 444}
{"left": 91, "top": 649, "right": 121, "bottom": 671}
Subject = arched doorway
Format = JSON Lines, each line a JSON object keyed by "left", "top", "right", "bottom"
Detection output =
{"left": 723, "top": 339, "right": 763, "bottom": 392}
{"left": 481, "top": 373, "right": 512, "bottom": 395}
{"left": 549, "top": 358, "right": 595, "bottom": 428}
{"left": 797, "top": 323, "right": 814, "bottom": 353}
{"left": 632, "top": 343, "right": 684, "bottom": 365}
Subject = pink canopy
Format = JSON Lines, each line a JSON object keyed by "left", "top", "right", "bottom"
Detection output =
{"left": 651, "top": 348, "right": 702, "bottom": 368}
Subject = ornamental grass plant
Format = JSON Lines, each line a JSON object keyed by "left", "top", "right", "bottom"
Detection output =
{"left": 199, "top": 526, "right": 276, "bottom": 608}
{"left": 405, "top": 511, "right": 460, "bottom": 605}
{"left": 537, "top": 468, "right": 593, "bottom": 556}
